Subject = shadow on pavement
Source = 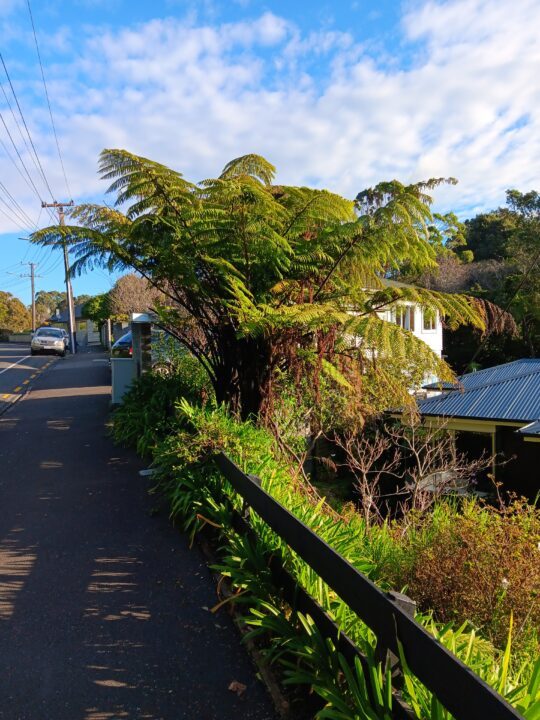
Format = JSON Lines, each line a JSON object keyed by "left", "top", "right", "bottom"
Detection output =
{"left": 0, "top": 352, "right": 275, "bottom": 720}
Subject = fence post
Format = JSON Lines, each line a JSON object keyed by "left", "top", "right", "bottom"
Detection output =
{"left": 375, "top": 591, "right": 417, "bottom": 684}
{"left": 241, "top": 474, "right": 262, "bottom": 520}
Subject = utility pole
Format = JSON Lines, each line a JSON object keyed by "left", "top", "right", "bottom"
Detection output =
{"left": 41, "top": 201, "right": 76, "bottom": 353}
{"left": 8, "top": 262, "right": 39, "bottom": 332}
{"left": 27, "top": 262, "right": 36, "bottom": 332}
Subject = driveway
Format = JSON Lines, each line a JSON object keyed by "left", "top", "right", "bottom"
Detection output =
{"left": 0, "top": 349, "right": 275, "bottom": 720}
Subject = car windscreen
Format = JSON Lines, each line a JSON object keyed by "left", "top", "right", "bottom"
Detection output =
{"left": 114, "top": 332, "right": 132, "bottom": 346}
{"left": 35, "top": 328, "right": 62, "bottom": 338}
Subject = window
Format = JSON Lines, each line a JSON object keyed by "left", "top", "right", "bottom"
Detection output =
{"left": 394, "top": 306, "right": 415, "bottom": 331}
{"left": 35, "top": 328, "right": 63, "bottom": 338}
{"left": 423, "top": 308, "right": 437, "bottom": 331}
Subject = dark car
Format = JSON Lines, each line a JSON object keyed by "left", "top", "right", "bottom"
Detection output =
{"left": 111, "top": 331, "right": 132, "bottom": 358}
{"left": 110, "top": 329, "right": 175, "bottom": 376}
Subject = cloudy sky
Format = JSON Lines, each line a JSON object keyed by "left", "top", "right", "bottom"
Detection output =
{"left": 0, "top": 0, "right": 538, "bottom": 303}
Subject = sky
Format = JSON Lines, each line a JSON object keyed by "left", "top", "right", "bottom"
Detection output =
{"left": 0, "top": 0, "right": 538, "bottom": 306}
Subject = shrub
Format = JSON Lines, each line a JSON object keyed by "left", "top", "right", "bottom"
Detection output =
{"left": 112, "top": 351, "right": 213, "bottom": 456}
{"left": 112, "top": 366, "right": 540, "bottom": 717}
{"left": 150, "top": 400, "right": 540, "bottom": 719}
{"left": 377, "top": 499, "right": 540, "bottom": 655}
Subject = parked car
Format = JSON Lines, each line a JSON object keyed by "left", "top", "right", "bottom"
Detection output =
{"left": 111, "top": 331, "right": 132, "bottom": 358}
{"left": 110, "top": 329, "right": 175, "bottom": 376}
{"left": 60, "top": 329, "right": 70, "bottom": 350}
{"left": 31, "top": 327, "right": 66, "bottom": 357}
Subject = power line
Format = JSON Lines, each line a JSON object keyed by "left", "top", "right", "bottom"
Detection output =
{"left": 0, "top": 132, "right": 57, "bottom": 227}
{"left": 0, "top": 203, "right": 28, "bottom": 232}
{"left": 0, "top": 52, "right": 55, "bottom": 201}
{"left": 0, "top": 179, "right": 37, "bottom": 229}
{"left": 27, "top": 0, "right": 72, "bottom": 201}
{"left": 0, "top": 111, "right": 47, "bottom": 206}
{"left": 0, "top": 80, "right": 50, "bottom": 201}
{"left": 40, "top": 254, "right": 62, "bottom": 277}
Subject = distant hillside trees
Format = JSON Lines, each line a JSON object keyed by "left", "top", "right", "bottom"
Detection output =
{"left": 412, "top": 189, "right": 540, "bottom": 370}
{"left": 0, "top": 291, "right": 31, "bottom": 333}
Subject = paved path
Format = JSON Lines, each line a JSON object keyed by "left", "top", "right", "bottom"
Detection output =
{"left": 0, "top": 350, "right": 275, "bottom": 720}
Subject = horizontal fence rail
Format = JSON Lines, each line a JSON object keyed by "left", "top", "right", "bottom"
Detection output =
{"left": 215, "top": 452, "right": 523, "bottom": 720}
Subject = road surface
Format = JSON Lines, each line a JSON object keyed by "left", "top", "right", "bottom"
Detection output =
{"left": 0, "top": 348, "right": 275, "bottom": 720}
{"left": 0, "top": 343, "right": 59, "bottom": 415}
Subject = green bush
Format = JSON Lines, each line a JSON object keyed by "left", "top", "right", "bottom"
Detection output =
{"left": 112, "top": 352, "right": 213, "bottom": 456}
{"left": 373, "top": 499, "right": 540, "bottom": 657}
{"left": 112, "top": 365, "right": 540, "bottom": 718}
{"left": 150, "top": 400, "right": 540, "bottom": 719}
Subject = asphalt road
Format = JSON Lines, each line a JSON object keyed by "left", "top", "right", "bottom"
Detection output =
{"left": 0, "top": 349, "right": 275, "bottom": 720}
{"left": 0, "top": 343, "right": 59, "bottom": 415}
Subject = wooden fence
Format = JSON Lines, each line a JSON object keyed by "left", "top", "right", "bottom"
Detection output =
{"left": 215, "top": 452, "right": 523, "bottom": 720}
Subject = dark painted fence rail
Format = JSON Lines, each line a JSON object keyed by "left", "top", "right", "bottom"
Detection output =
{"left": 215, "top": 452, "right": 523, "bottom": 720}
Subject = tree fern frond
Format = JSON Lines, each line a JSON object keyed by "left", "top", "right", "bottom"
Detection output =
{"left": 219, "top": 154, "right": 276, "bottom": 186}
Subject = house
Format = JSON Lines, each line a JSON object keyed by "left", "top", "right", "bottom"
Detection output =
{"left": 50, "top": 305, "right": 101, "bottom": 346}
{"left": 376, "top": 279, "right": 443, "bottom": 361}
{"left": 415, "top": 359, "right": 540, "bottom": 499}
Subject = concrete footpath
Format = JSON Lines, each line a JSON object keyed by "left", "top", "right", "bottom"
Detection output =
{"left": 0, "top": 350, "right": 275, "bottom": 720}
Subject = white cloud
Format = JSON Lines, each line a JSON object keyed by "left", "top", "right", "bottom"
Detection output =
{"left": 0, "top": 0, "right": 539, "bottom": 236}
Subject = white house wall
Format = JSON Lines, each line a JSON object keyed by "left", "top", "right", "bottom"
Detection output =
{"left": 378, "top": 305, "right": 443, "bottom": 358}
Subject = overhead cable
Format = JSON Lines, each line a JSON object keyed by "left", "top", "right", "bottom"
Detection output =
{"left": 0, "top": 52, "right": 55, "bottom": 201}
{"left": 27, "top": 0, "right": 72, "bottom": 201}
{"left": 0, "top": 202, "right": 29, "bottom": 232}
{"left": 0, "top": 179, "right": 38, "bottom": 229}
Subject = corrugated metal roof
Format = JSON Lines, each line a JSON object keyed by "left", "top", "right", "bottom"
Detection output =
{"left": 422, "top": 380, "right": 459, "bottom": 391}
{"left": 518, "top": 420, "right": 540, "bottom": 437}
{"left": 417, "top": 359, "right": 540, "bottom": 423}
{"left": 458, "top": 359, "right": 540, "bottom": 390}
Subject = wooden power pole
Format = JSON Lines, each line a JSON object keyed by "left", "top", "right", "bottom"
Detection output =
{"left": 9, "top": 262, "right": 39, "bottom": 332}
{"left": 41, "top": 201, "right": 76, "bottom": 353}
{"left": 28, "top": 262, "right": 36, "bottom": 332}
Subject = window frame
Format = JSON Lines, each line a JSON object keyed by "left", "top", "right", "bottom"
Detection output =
{"left": 423, "top": 308, "right": 438, "bottom": 332}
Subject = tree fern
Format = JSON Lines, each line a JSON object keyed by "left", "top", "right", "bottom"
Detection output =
{"left": 30, "top": 151, "right": 485, "bottom": 420}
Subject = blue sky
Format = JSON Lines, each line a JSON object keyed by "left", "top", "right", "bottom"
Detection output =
{"left": 0, "top": 0, "right": 538, "bottom": 305}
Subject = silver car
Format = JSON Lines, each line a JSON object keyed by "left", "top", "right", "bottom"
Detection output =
{"left": 31, "top": 327, "right": 66, "bottom": 357}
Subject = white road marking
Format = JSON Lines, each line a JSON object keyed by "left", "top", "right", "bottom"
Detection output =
{"left": 0, "top": 355, "right": 31, "bottom": 376}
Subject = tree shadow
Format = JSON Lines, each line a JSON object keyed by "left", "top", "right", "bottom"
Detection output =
{"left": 0, "top": 353, "right": 275, "bottom": 720}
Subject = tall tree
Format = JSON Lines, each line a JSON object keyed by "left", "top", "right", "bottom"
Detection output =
{"left": 108, "top": 273, "right": 164, "bottom": 320}
{"left": 83, "top": 293, "right": 111, "bottom": 325}
{"left": 504, "top": 190, "right": 540, "bottom": 355}
{"left": 464, "top": 209, "right": 519, "bottom": 261}
{"left": 0, "top": 292, "right": 32, "bottom": 332}
{"left": 31, "top": 150, "right": 483, "bottom": 420}
{"left": 35, "top": 289, "right": 66, "bottom": 325}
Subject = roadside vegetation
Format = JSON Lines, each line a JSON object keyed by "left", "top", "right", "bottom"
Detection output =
{"left": 32, "top": 150, "right": 540, "bottom": 717}
{"left": 112, "top": 375, "right": 540, "bottom": 719}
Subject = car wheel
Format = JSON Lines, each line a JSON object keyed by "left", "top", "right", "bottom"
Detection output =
{"left": 30, "top": 349, "right": 36, "bottom": 356}
{"left": 58, "top": 350, "right": 66, "bottom": 357}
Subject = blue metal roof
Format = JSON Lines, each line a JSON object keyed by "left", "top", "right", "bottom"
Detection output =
{"left": 518, "top": 420, "right": 540, "bottom": 437}
{"left": 422, "top": 380, "right": 459, "bottom": 391}
{"left": 417, "top": 359, "right": 540, "bottom": 423}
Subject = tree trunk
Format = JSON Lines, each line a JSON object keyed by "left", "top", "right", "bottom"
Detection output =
{"left": 211, "top": 335, "right": 273, "bottom": 421}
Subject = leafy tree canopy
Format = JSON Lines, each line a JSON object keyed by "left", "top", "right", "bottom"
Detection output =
{"left": 31, "top": 150, "right": 484, "bottom": 422}
{"left": 0, "top": 291, "right": 31, "bottom": 333}
{"left": 83, "top": 293, "right": 110, "bottom": 324}
{"left": 108, "top": 273, "right": 164, "bottom": 321}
